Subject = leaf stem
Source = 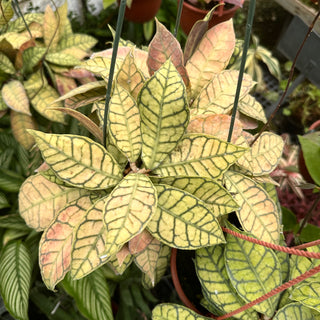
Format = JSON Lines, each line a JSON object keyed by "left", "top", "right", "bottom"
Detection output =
{"left": 103, "top": 0, "right": 127, "bottom": 147}
{"left": 227, "top": 0, "right": 256, "bottom": 142}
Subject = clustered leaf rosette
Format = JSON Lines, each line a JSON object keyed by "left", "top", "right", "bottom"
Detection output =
{"left": 0, "top": 2, "right": 97, "bottom": 149}
{"left": 18, "top": 18, "right": 284, "bottom": 294}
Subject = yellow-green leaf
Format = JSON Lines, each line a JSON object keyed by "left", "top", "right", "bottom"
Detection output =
{"left": 22, "top": 47, "right": 46, "bottom": 74}
{"left": 108, "top": 248, "right": 133, "bottom": 275}
{"left": 154, "top": 134, "right": 247, "bottom": 180}
{"left": 39, "top": 195, "right": 94, "bottom": 290}
{"left": 7, "top": 13, "right": 43, "bottom": 32}
{"left": 186, "top": 20, "right": 235, "bottom": 98}
{"left": 0, "top": 0, "right": 14, "bottom": 26}
{"left": 0, "top": 52, "right": 15, "bottom": 74}
{"left": 46, "top": 52, "right": 81, "bottom": 66}
{"left": 71, "top": 196, "right": 109, "bottom": 279}
{"left": 57, "top": 33, "right": 97, "bottom": 52}
{"left": 108, "top": 84, "right": 141, "bottom": 162}
{"left": 237, "top": 132, "right": 284, "bottom": 176}
{"left": 2, "top": 80, "right": 31, "bottom": 115}
{"left": 151, "top": 175, "right": 238, "bottom": 217}
{"left": 224, "top": 171, "right": 280, "bottom": 244}
{"left": 28, "top": 130, "right": 122, "bottom": 190}
{"left": 225, "top": 232, "right": 282, "bottom": 317}
{"left": 31, "top": 86, "right": 65, "bottom": 123}
{"left": 43, "top": 4, "right": 60, "bottom": 50}
{"left": 147, "top": 184, "right": 225, "bottom": 249}
{"left": 192, "top": 71, "right": 253, "bottom": 115}
{"left": 239, "top": 94, "right": 267, "bottom": 123}
{"left": 196, "top": 245, "right": 259, "bottom": 320}
{"left": 291, "top": 282, "right": 320, "bottom": 313}
{"left": 273, "top": 302, "right": 316, "bottom": 320}
{"left": 10, "top": 110, "right": 37, "bottom": 150}
{"left": 116, "top": 49, "right": 145, "bottom": 100}
{"left": 139, "top": 59, "right": 189, "bottom": 170}
{"left": 78, "top": 57, "right": 115, "bottom": 81}
{"left": 152, "top": 303, "right": 208, "bottom": 320}
{"left": 23, "top": 70, "right": 47, "bottom": 94}
{"left": 105, "top": 131, "right": 128, "bottom": 169}
{"left": 19, "top": 173, "right": 88, "bottom": 231}
{"left": 103, "top": 173, "right": 157, "bottom": 257}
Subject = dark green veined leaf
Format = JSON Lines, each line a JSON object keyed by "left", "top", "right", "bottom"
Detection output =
{"left": 147, "top": 184, "right": 225, "bottom": 249}
{"left": 0, "top": 241, "right": 31, "bottom": 320}
{"left": 273, "top": 302, "right": 316, "bottom": 320}
{"left": 195, "top": 245, "right": 259, "bottom": 320}
{"left": 291, "top": 282, "right": 320, "bottom": 313}
{"left": 138, "top": 59, "right": 189, "bottom": 170}
{"left": 0, "top": 52, "right": 15, "bottom": 74}
{"left": 61, "top": 268, "right": 112, "bottom": 320}
{"left": 225, "top": 233, "right": 282, "bottom": 317}
{"left": 154, "top": 134, "right": 247, "bottom": 180}
{"left": 45, "top": 52, "right": 81, "bottom": 66}
{"left": 0, "top": 0, "right": 13, "bottom": 26}
{"left": 22, "top": 47, "right": 46, "bottom": 74}
{"left": 57, "top": 33, "right": 97, "bottom": 52}
{"left": 7, "top": 13, "right": 43, "bottom": 32}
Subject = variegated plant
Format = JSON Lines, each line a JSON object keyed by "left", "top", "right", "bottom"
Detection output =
{"left": 0, "top": 1, "right": 97, "bottom": 149}
{"left": 18, "top": 15, "right": 290, "bottom": 319}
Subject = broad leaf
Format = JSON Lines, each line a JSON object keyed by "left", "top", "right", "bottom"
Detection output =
{"left": 43, "top": 4, "right": 60, "bottom": 50}
{"left": 152, "top": 303, "right": 208, "bottom": 320}
{"left": 61, "top": 268, "right": 113, "bottom": 320}
{"left": 39, "top": 195, "right": 94, "bottom": 290}
{"left": 273, "top": 302, "right": 315, "bottom": 320}
{"left": 154, "top": 134, "right": 247, "bottom": 180}
{"left": 22, "top": 47, "right": 46, "bottom": 74}
{"left": 0, "top": 241, "right": 31, "bottom": 320}
{"left": 108, "top": 84, "right": 141, "bottom": 162}
{"left": 129, "top": 230, "right": 154, "bottom": 254}
{"left": 0, "top": 0, "right": 14, "bottom": 26}
{"left": 28, "top": 130, "right": 122, "bottom": 189}
{"left": 0, "top": 52, "right": 15, "bottom": 74}
{"left": 57, "top": 33, "right": 97, "bottom": 52}
{"left": 108, "top": 248, "right": 133, "bottom": 275}
{"left": 46, "top": 52, "right": 81, "bottom": 66}
{"left": 291, "top": 282, "right": 320, "bottom": 313}
{"left": 71, "top": 196, "right": 109, "bottom": 279}
{"left": 19, "top": 173, "right": 89, "bottom": 231}
{"left": 147, "top": 185, "right": 225, "bottom": 249}
{"left": 151, "top": 175, "right": 238, "bottom": 217}
{"left": 192, "top": 71, "right": 253, "bottom": 115}
{"left": 238, "top": 94, "right": 267, "bottom": 123}
{"left": 78, "top": 56, "right": 115, "bottom": 80}
{"left": 196, "top": 245, "right": 259, "bottom": 320}
{"left": 224, "top": 171, "right": 280, "bottom": 244}
{"left": 237, "top": 132, "right": 284, "bottom": 176}
{"left": 225, "top": 233, "right": 282, "bottom": 317}
{"left": 0, "top": 214, "right": 30, "bottom": 231}
{"left": 139, "top": 59, "right": 189, "bottom": 170}
{"left": 23, "top": 69, "right": 47, "bottom": 94}
{"left": 7, "top": 13, "right": 43, "bottom": 32}
{"left": 103, "top": 173, "right": 157, "bottom": 257}
{"left": 148, "top": 19, "right": 189, "bottom": 87}
{"left": 186, "top": 20, "right": 235, "bottom": 98}
{"left": 2, "top": 80, "right": 31, "bottom": 115}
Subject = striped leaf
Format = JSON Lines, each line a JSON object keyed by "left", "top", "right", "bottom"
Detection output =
{"left": 46, "top": 52, "right": 81, "bottom": 66}
{"left": 22, "top": 47, "right": 46, "bottom": 74}
{"left": 61, "top": 268, "right": 112, "bottom": 320}
{"left": 39, "top": 195, "right": 94, "bottom": 290}
{"left": 28, "top": 130, "right": 122, "bottom": 190}
{"left": 2, "top": 80, "right": 31, "bottom": 115}
{"left": 151, "top": 175, "right": 238, "bottom": 217}
{"left": 0, "top": 52, "right": 15, "bottom": 74}
{"left": 0, "top": 193, "right": 10, "bottom": 210}
{"left": 273, "top": 303, "right": 315, "bottom": 320}
{"left": 0, "top": 214, "right": 30, "bottom": 231}
{"left": 192, "top": 71, "right": 253, "bottom": 115}
{"left": 71, "top": 196, "right": 109, "bottom": 279}
{"left": 103, "top": 173, "right": 157, "bottom": 257}
{"left": 291, "top": 283, "right": 320, "bottom": 313}
{"left": 108, "top": 84, "right": 141, "bottom": 162}
{"left": 10, "top": 111, "right": 37, "bottom": 150}
{"left": 186, "top": 20, "right": 235, "bottom": 98}
{"left": 225, "top": 233, "right": 282, "bottom": 317}
{"left": 187, "top": 114, "right": 243, "bottom": 144}
{"left": 238, "top": 94, "right": 267, "bottom": 123}
{"left": 129, "top": 229, "right": 154, "bottom": 255}
{"left": 152, "top": 303, "right": 208, "bottom": 320}
{"left": 0, "top": 241, "right": 31, "bottom": 320}
{"left": 148, "top": 19, "right": 190, "bottom": 88}
{"left": 116, "top": 49, "right": 145, "bottom": 100}
{"left": 31, "top": 86, "right": 65, "bottom": 123}
{"left": 195, "top": 245, "right": 259, "bottom": 320}
{"left": 57, "top": 33, "right": 97, "bottom": 52}
{"left": 142, "top": 243, "right": 171, "bottom": 289}
{"left": 43, "top": 4, "right": 60, "bottom": 50}
{"left": 19, "top": 173, "right": 89, "bottom": 231}
{"left": 237, "top": 132, "right": 284, "bottom": 176}
{"left": 139, "top": 59, "right": 189, "bottom": 170}
{"left": 224, "top": 171, "right": 280, "bottom": 244}
{"left": 147, "top": 185, "right": 225, "bottom": 249}
{"left": 154, "top": 134, "right": 247, "bottom": 180}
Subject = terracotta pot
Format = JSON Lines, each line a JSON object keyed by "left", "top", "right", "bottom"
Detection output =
{"left": 298, "top": 120, "right": 320, "bottom": 184}
{"left": 179, "top": 0, "right": 243, "bottom": 34}
{"left": 118, "top": 0, "right": 162, "bottom": 23}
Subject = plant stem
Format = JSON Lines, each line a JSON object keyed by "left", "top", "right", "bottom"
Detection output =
{"left": 227, "top": 0, "right": 256, "bottom": 142}
{"left": 174, "top": 0, "right": 184, "bottom": 38}
{"left": 103, "top": 0, "right": 127, "bottom": 147}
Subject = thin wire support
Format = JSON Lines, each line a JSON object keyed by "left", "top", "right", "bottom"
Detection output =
{"left": 174, "top": 0, "right": 184, "bottom": 38}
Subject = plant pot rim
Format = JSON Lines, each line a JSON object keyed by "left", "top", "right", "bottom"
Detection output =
{"left": 182, "top": 0, "right": 244, "bottom": 15}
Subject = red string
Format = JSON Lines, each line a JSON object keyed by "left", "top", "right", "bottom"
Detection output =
{"left": 212, "top": 227, "right": 320, "bottom": 320}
